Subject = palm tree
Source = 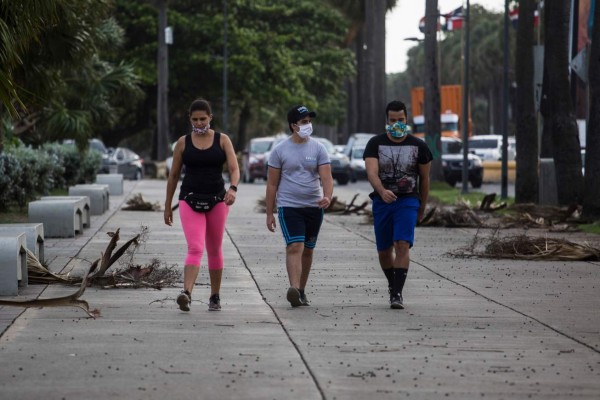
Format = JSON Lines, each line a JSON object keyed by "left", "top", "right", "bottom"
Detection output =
{"left": 1, "top": 2, "right": 142, "bottom": 152}
{"left": 514, "top": 0, "right": 538, "bottom": 203}
{"left": 582, "top": 3, "right": 600, "bottom": 220}
{"left": 327, "top": 0, "right": 397, "bottom": 135}
{"left": 424, "top": 0, "right": 442, "bottom": 181}
{"left": 540, "top": 0, "right": 582, "bottom": 205}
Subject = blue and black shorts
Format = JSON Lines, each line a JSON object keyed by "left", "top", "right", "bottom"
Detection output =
{"left": 277, "top": 207, "right": 324, "bottom": 248}
{"left": 372, "top": 196, "right": 420, "bottom": 251}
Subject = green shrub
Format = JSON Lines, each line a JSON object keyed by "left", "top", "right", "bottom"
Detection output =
{"left": 0, "top": 152, "right": 23, "bottom": 211}
{"left": 79, "top": 150, "right": 102, "bottom": 183}
{"left": 1, "top": 142, "right": 100, "bottom": 210}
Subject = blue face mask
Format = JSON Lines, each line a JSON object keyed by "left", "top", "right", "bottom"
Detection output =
{"left": 386, "top": 121, "right": 408, "bottom": 138}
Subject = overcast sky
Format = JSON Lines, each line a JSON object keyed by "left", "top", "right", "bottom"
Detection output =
{"left": 386, "top": 0, "right": 506, "bottom": 73}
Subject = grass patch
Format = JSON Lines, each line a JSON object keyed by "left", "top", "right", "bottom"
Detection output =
{"left": 0, "top": 205, "right": 29, "bottom": 224}
{"left": 579, "top": 222, "right": 600, "bottom": 235}
{"left": 429, "top": 181, "right": 515, "bottom": 206}
{"left": 49, "top": 188, "right": 68, "bottom": 196}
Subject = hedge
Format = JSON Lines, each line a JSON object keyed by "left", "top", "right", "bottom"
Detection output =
{"left": 0, "top": 143, "right": 101, "bottom": 211}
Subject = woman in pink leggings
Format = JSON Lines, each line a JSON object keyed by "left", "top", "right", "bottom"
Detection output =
{"left": 164, "top": 99, "right": 239, "bottom": 312}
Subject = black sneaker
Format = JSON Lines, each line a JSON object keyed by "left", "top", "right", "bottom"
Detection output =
{"left": 286, "top": 287, "right": 303, "bottom": 307}
{"left": 177, "top": 290, "right": 191, "bottom": 312}
{"left": 299, "top": 292, "right": 310, "bottom": 306}
{"left": 208, "top": 294, "right": 221, "bottom": 311}
{"left": 390, "top": 293, "right": 404, "bottom": 309}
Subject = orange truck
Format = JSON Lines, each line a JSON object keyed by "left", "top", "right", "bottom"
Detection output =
{"left": 410, "top": 85, "right": 470, "bottom": 139}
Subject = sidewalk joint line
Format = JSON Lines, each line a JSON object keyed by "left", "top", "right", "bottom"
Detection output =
{"left": 226, "top": 228, "right": 327, "bottom": 400}
{"left": 412, "top": 259, "right": 600, "bottom": 355}
{"left": 329, "top": 218, "right": 600, "bottom": 355}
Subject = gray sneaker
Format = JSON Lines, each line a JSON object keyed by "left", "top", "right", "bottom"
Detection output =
{"left": 390, "top": 293, "right": 404, "bottom": 309}
{"left": 208, "top": 294, "right": 221, "bottom": 311}
{"left": 286, "top": 287, "right": 303, "bottom": 307}
{"left": 177, "top": 290, "right": 191, "bottom": 312}
{"left": 299, "top": 292, "right": 310, "bottom": 306}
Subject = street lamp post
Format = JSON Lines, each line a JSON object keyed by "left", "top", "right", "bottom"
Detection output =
{"left": 501, "top": 0, "right": 509, "bottom": 199}
{"left": 157, "top": 0, "right": 169, "bottom": 161}
{"left": 461, "top": 0, "right": 470, "bottom": 194}
{"left": 222, "top": 0, "right": 229, "bottom": 135}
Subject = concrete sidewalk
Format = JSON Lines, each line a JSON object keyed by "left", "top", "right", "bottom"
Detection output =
{"left": 1, "top": 179, "right": 599, "bottom": 400}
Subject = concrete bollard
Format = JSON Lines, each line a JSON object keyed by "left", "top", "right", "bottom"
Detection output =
{"left": 0, "top": 223, "right": 44, "bottom": 262}
{"left": 41, "top": 196, "right": 91, "bottom": 228}
{"left": 95, "top": 174, "right": 124, "bottom": 195}
{"left": 28, "top": 200, "right": 83, "bottom": 238}
{"left": 69, "top": 184, "right": 109, "bottom": 215}
{"left": 0, "top": 233, "right": 28, "bottom": 296}
{"left": 539, "top": 158, "right": 558, "bottom": 205}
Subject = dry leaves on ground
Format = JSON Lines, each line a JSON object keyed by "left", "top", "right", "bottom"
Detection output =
{"left": 451, "top": 231, "right": 600, "bottom": 261}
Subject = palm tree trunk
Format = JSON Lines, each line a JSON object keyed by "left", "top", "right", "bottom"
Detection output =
{"left": 541, "top": 0, "right": 583, "bottom": 205}
{"left": 236, "top": 103, "right": 250, "bottom": 151}
{"left": 357, "top": 0, "right": 386, "bottom": 133}
{"left": 514, "top": 0, "right": 539, "bottom": 203}
{"left": 424, "top": 0, "right": 442, "bottom": 181}
{"left": 582, "top": 3, "right": 600, "bottom": 219}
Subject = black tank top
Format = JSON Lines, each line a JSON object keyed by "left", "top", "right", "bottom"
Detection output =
{"left": 178, "top": 132, "right": 226, "bottom": 199}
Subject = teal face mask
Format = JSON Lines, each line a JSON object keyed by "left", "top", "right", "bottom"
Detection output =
{"left": 386, "top": 121, "right": 408, "bottom": 138}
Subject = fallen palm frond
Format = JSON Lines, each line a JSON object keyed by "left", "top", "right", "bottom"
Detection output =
{"left": 27, "top": 226, "right": 179, "bottom": 289}
{"left": 6, "top": 227, "right": 179, "bottom": 317}
{"left": 0, "top": 264, "right": 100, "bottom": 318}
{"left": 451, "top": 232, "right": 600, "bottom": 261}
{"left": 96, "top": 259, "right": 180, "bottom": 289}
{"left": 327, "top": 194, "right": 371, "bottom": 215}
{"left": 27, "top": 249, "right": 79, "bottom": 284}
{"left": 500, "top": 203, "right": 581, "bottom": 229}
{"left": 479, "top": 193, "right": 507, "bottom": 211}
{"left": 419, "top": 199, "right": 484, "bottom": 227}
{"left": 122, "top": 193, "right": 161, "bottom": 211}
{"left": 255, "top": 194, "right": 371, "bottom": 216}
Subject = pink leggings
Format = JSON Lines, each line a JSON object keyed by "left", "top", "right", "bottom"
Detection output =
{"left": 178, "top": 200, "right": 229, "bottom": 270}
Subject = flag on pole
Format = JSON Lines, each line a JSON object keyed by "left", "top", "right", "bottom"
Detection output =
{"left": 419, "top": 16, "right": 426, "bottom": 33}
{"left": 509, "top": 5, "right": 540, "bottom": 29}
{"left": 443, "top": 6, "right": 464, "bottom": 31}
{"left": 418, "top": 15, "right": 442, "bottom": 33}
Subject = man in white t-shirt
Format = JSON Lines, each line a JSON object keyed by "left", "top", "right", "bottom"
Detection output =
{"left": 265, "top": 105, "right": 334, "bottom": 307}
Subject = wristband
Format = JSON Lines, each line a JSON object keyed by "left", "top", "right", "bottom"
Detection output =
{"left": 229, "top": 185, "right": 238, "bottom": 192}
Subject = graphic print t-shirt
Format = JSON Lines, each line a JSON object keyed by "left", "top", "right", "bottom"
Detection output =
{"left": 363, "top": 134, "right": 433, "bottom": 199}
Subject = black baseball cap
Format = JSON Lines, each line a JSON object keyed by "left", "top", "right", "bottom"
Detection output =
{"left": 287, "top": 105, "right": 317, "bottom": 125}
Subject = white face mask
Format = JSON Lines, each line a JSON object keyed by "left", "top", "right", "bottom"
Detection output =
{"left": 297, "top": 123, "right": 313, "bottom": 138}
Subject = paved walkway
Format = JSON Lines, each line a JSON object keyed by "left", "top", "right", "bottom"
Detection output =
{"left": 1, "top": 179, "right": 599, "bottom": 400}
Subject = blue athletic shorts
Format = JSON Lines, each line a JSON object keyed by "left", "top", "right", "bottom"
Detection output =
{"left": 372, "top": 196, "right": 420, "bottom": 251}
{"left": 277, "top": 207, "right": 324, "bottom": 248}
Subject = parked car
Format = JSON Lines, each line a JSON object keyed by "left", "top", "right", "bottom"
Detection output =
{"left": 101, "top": 147, "right": 144, "bottom": 180}
{"left": 165, "top": 141, "right": 186, "bottom": 179}
{"left": 314, "top": 137, "right": 352, "bottom": 185}
{"left": 342, "top": 133, "right": 376, "bottom": 158}
{"left": 263, "top": 134, "right": 290, "bottom": 177}
{"left": 468, "top": 134, "right": 516, "bottom": 161}
{"left": 441, "top": 137, "right": 483, "bottom": 188}
{"left": 242, "top": 136, "right": 280, "bottom": 183}
{"left": 63, "top": 138, "right": 109, "bottom": 172}
{"left": 349, "top": 146, "right": 367, "bottom": 181}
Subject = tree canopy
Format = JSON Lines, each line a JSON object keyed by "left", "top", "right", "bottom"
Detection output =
{"left": 110, "top": 0, "right": 355, "bottom": 152}
{"left": 0, "top": 0, "right": 142, "bottom": 151}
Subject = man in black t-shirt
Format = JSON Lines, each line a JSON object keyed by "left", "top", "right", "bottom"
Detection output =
{"left": 363, "top": 100, "right": 433, "bottom": 309}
